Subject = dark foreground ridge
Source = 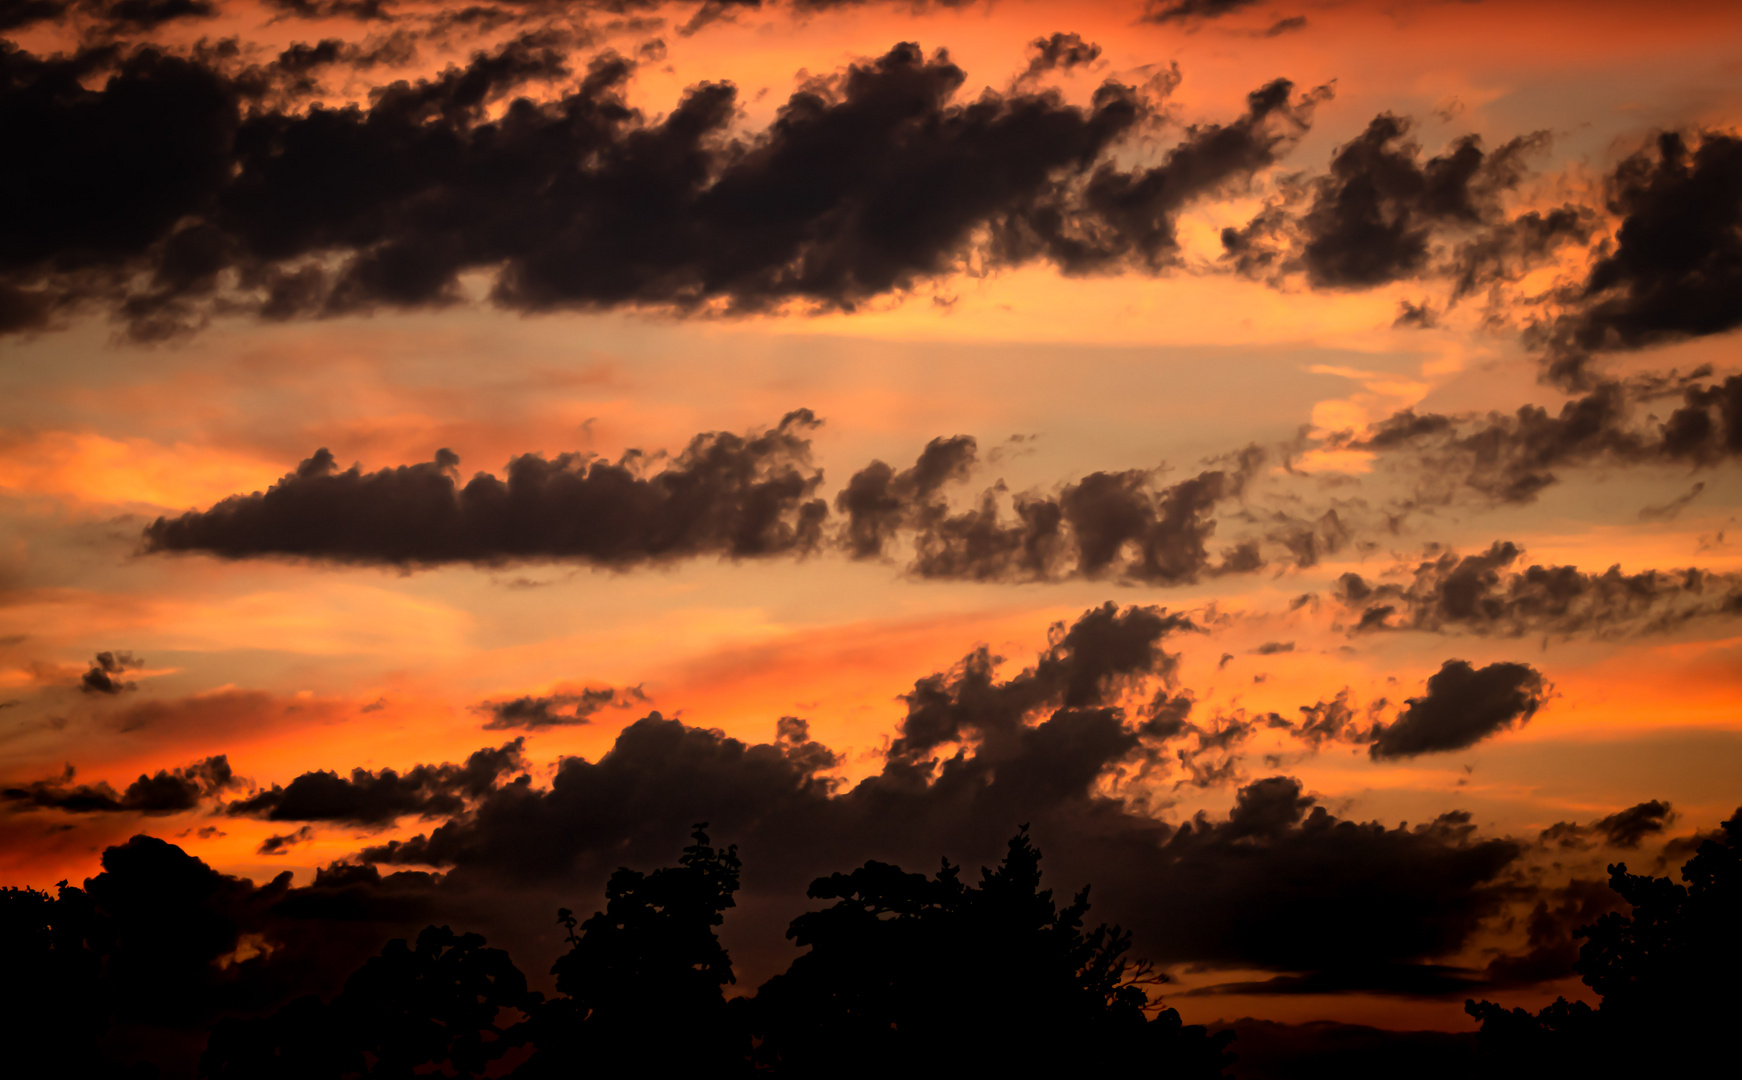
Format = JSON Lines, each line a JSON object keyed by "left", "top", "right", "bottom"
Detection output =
{"left": 3, "top": 814, "right": 1738, "bottom": 1079}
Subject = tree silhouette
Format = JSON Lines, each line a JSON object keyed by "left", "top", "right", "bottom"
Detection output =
{"left": 0, "top": 881, "right": 136, "bottom": 1079}
{"left": 5, "top": 826, "right": 1242, "bottom": 1078}
{"left": 513, "top": 823, "right": 750, "bottom": 1078}
{"left": 200, "top": 925, "right": 537, "bottom": 1079}
{"left": 749, "top": 827, "right": 1234, "bottom": 1078}
{"left": 1466, "top": 808, "right": 1741, "bottom": 1076}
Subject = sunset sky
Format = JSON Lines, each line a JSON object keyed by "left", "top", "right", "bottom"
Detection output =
{"left": 3, "top": 0, "right": 1740, "bottom": 1039}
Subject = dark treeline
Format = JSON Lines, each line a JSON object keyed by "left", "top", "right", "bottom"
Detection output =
{"left": 1464, "top": 809, "right": 1741, "bottom": 1078}
{"left": 4, "top": 813, "right": 1737, "bottom": 1079}
{"left": 4, "top": 827, "right": 1234, "bottom": 1079}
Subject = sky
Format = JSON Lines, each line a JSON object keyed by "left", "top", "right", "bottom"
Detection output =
{"left": 2, "top": 0, "right": 1741, "bottom": 1041}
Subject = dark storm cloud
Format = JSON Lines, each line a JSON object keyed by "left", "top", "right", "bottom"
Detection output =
{"left": 6, "top": 36, "right": 1312, "bottom": 338}
{"left": 262, "top": 0, "right": 392, "bottom": 20}
{"left": 335, "top": 603, "right": 1524, "bottom": 994}
{"left": 1367, "top": 659, "right": 1547, "bottom": 758}
{"left": 0, "top": 44, "right": 239, "bottom": 337}
{"left": 85, "top": 0, "right": 216, "bottom": 28}
{"left": 7, "top": 0, "right": 219, "bottom": 32}
{"left": 80, "top": 650, "right": 144, "bottom": 695}
{"left": 1342, "top": 372, "right": 1742, "bottom": 504}
{"left": 143, "top": 412, "right": 828, "bottom": 567}
{"left": 8, "top": 605, "right": 1545, "bottom": 1044}
{"left": 225, "top": 739, "right": 527, "bottom": 826}
{"left": 361, "top": 715, "right": 1523, "bottom": 989}
{"left": 0, "top": 0, "right": 69, "bottom": 30}
{"left": 474, "top": 685, "right": 646, "bottom": 729}
{"left": 1542, "top": 132, "right": 1742, "bottom": 387}
{"left": 2, "top": 755, "right": 237, "bottom": 814}
{"left": 908, "top": 449, "right": 1268, "bottom": 583}
{"left": 1333, "top": 541, "right": 1742, "bottom": 639}
{"left": 1479, "top": 877, "right": 1621, "bottom": 987}
{"left": 0, "top": 31, "right": 1332, "bottom": 339}
{"left": 1115, "top": 783, "right": 1521, "bottom": 980}
{"left": 257, "top": 0, "right": 985, "bottom": 26}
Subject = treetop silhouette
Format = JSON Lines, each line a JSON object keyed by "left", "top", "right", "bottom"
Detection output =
{"left": 1466, "top": 807, "right": 1741, "bottom": 1077}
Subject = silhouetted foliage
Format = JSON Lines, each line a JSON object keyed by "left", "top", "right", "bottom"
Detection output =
{"left": 749, "top": 827, "right": 1234, "bottom": 1078}
{"left": 0, "top": 882, "right": 130, "bottom": 1079}
{"left": 1466, "top": 807, "right": 1742, "bottom": 1076}
{"left": 17, "top": 811, "right": 1742, "bottom": 1079}
{"left": 2, "top": 825, "right": 1241, "bottom": 1078}
{"left": 201, "top": 925, "right": 537, "bottom": 1079}
{"left": 514, "top": 823, "right": 750, "bottom": 1078}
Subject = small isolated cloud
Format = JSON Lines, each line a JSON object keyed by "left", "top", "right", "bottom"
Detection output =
{"left": 474, "top": 686, "right": 648, "bottom": 731}
{"left": 258, "top": 825, "right": 314, "bottom": 855}
{"left": 1369, "top": 660, "right": 1548, "bottom": 758}
{"left": 81, "top": 651, "right": 144, "bottom": 695}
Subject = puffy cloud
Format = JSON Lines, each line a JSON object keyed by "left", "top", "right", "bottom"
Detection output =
{"left": 144, "top": 412, "right": 827, "bottom": 567}
{"left": 1540, "top": 800, "right": 1677, "bottom": 852}
{"left": 888, "top": 600, "right": 1195, "bottom": 761}
{"left": 1289, "top": 117, "right": 1544, "bottom": 288}
{"left": 1221, "top": 114, "right": 1566, "bottom": 292}
{"left": 1544, "top": 132, "right": 1742, "bottom": 386}
{"left": 80, "top": 650, "right": 143, "bottom": 695}
{"left": 1217, "top": 120, "right": 1742, "bottom": 386}
{"left": 5, "top": 38, "right": 1321, "bottom": 339}
{"left": 836, "top": 435, "right": 976, "bottom": 559}
{"left": 225, "top": 740, "right": 526, "bottom": 826}
{"left": 1019, "top": 32, "right": 1101, "bottom": 81}
{"left": 1368, "top": 660, "right": 1547, "bottom": 758}
{"left": 908, "top": 452, "right": 1267, "bottom": 584}
{"left": 141, "top": 422, "right": 1276, "bottom": 583}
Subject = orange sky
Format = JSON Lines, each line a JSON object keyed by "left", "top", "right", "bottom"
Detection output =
{"left": 2, "top": 0, "right": 1740, "bottom": 1035}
